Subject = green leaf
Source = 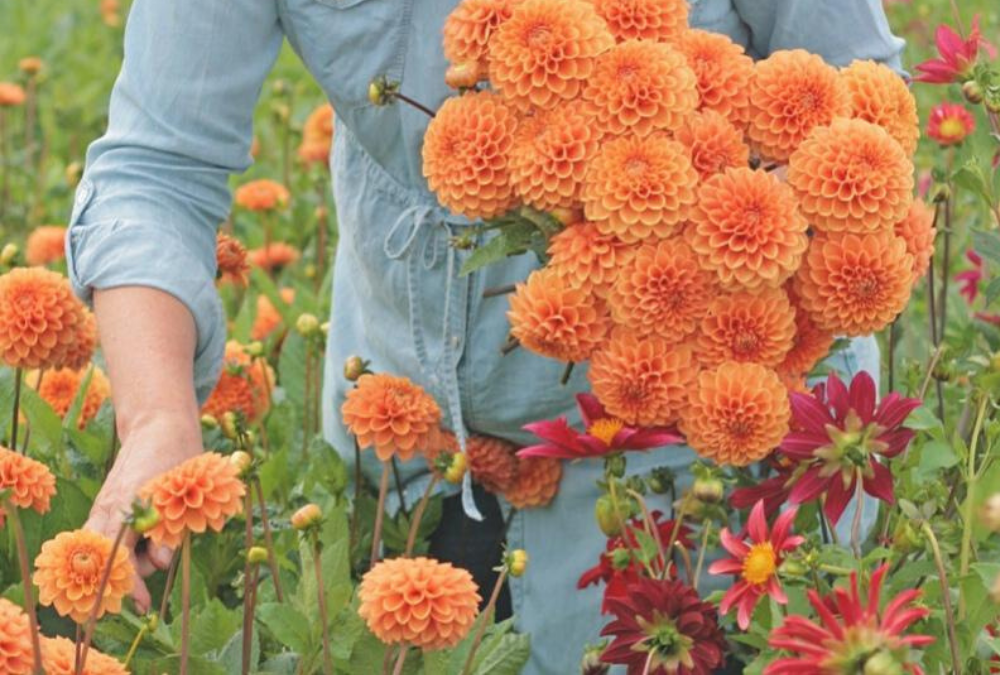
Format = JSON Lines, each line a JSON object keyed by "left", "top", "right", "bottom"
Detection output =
{"left": 189, "top": 600, "right": 242, "bottom": 655}
{"left": 973, "top": 229, "right": 1000, "bottom": 267}
{"left": 986, "top": 277, "right": 1000, "bottom": 308}
{"left": 906, "top": 405, "right": 944, "bottom": 432}
{"left": 916, "top": 440, "right": 958, "bottom": 480}
{"left": 213, "top": 628, "right": 259, "bottom": 675}
{"left": 471, "top": 632, "right": 530, "bottom": 675}
{"left": 152, "top": 655, "right": 227, "bottom": 675}
{"left": 459, "top": 229, "right": 527, "bottom": 276}
{"left": 258, "top": 603, "right": 313, "bottom": 654}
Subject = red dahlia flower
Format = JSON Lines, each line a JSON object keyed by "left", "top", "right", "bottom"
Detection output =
{"left": 956, "top": 250, "right": 1000, "bottom": 324}
{"left": 765, "top": 564, "right": 933, "bottom": 674}
{"left": 709, "top": 500, "right": 804, "bottom": 630}
{"left": 520, "top": 393, "right": 682, "bottom": 460}
{"left": 926, "top": 102, "right": 976, "bottom": 146}
{"left": 914, "top": 15, "right": 997, "bottom": 84}
{"left": 601, "top": 577, "right": 727, "bottom": 674}
{"left": 729, "top": 456, "right": 800, "bottom": 519}
{"left": 781, "top": 371, "right": 921, "bottom": 525}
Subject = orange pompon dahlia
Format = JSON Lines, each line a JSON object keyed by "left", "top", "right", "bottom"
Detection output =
{"left": 688, "top": 167, "right": 808, "bottom": 290}
{"left": 778, "top": 287, "right": 835, "bottom": 379}
{"left": 359, "top": 557, "right": 480, "bottom": 649}
{"left": 487, "top": 0, "right": 614, "bottom": 112}
{"left": 139, "top": 452, "right": 246, "bottom": 549}
{"left": 342, "top": 373, "right": 442, "bottom": 462}
{"left": 33, "top": 366, "right": 111, "bottom": 428}
{"left": 841, "top": 60, "right": 919, "bottom": 154}
{"left": 794, "top": 231, "right": 913, "bottom": 336}
{"left": 33, "top": 529, "right": 134, "bottom": 623}
{"left": 297, "top": 103, "right": 334, "bottom": 165}
{"left": 696, "top": 288, "right": 796, "bottom": 368}
{"left": 546, "top": 221, "right": 634, "bottom": 298}
{"left": 234, "top": 179, "right": 290, "bottom": 212}
{"left": 508, "top": 104, "right": 599, "bottom": 211}
{"left": 507, "top": 267, "right": 611, "bottom": 362}
{"left": 675, "top": 110, "right": 750, "bottom": 181}
{"left": 894, "top": 198, "right": 937, "bottom": 283}
{"left": 589, "top": 332, "right": 699, "bottom": 426}
{"left": 467, "top": 435, "right": 519, "bottom": 493}
{"left": 0, "top": 267, "right": 85, "bottom": 370}
{"left": 250, "top": 288, "right": 295, "bottom": 341}
{"left": 201, "top": 341, "right": 274, "bottom": 424}
{"left": 788, "top": 118, "right": 914, "bottom": 234}
{"left": 747, "top": 49, "right": 850, "bottom": 163}
{"left": 608, "top": 238, "right": 716, "bottom": 342}
{"left": 0, "top": 445, "right": 56, "bottom": 518}
{"left": 587, "top": 0, "right": 688, "bottom": 43}
{"left": 503, "top": 456, "right": 563, "bottom": 508}
{"left": 60, "top": 306, "right": 97, "bottom": 372}
{"left": 422, "top": 91, "right": 519, "bottom": 219}
{"left": 680, "top": 361, "right": 789, "bottom": 467}
{"left": 0, "top": 598, "right": 33, "bottom": 675}
{"left": 581, "top": 40, "right": 698, "bottom": 138}
{"left": 443, "top": 0, "right": 522, "bottom": 79}
{"left": 248, "top": 242, "right": 301, "bottom": 273}
{"left": 216, "top": 232, "right": 250, "bottom": 286}
{"left": 0, "top": 83, "right": 26, "bottom": 107}
{"left": 40, "top": 636, "right": 129, "bottom": 675}
{"left": 25, "top": 226, "right": 67, "bottom": 267}
{"left": 675, "top": 29, "right": 754, "bottom": 129}
{"left": 582, "top": 132, "right": 698, "bottom": 243}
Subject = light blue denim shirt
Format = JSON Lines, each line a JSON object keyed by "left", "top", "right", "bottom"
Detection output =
{"left": 67, "top": 1, "right": 904, "bottom": 672}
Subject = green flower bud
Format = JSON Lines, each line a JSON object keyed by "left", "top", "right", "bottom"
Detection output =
{"left": 594, "top": 495, "right": 623, "bottom": 537}
{"left": 295, "top": 313, "right": 320, "bottom": 337}
{"left": 247, "top": 546, "right": 269, "bottom": 565}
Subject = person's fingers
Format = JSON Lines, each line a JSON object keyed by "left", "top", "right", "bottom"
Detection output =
{"left": 131, "top": 568, "right": 152, "bottom": 614}
{"left": 149, "top": 544, "right": 174, "bottom": 570}
{"left": 135, "top": 552, "right": 158, "bottom": 578}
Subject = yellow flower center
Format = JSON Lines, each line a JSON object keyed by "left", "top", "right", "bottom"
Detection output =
{"left": 741, "top": 542, "right": 777, "bottom": 586}
{"left": 938, "top": 117, "right": 966, "bottom": 141}
{"left": 588, "top": 417, "right": 625, "bottom": 446}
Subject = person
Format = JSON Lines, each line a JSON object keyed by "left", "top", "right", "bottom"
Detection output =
{"left": 73, "top": 0, "right": 904, "bottom": 672}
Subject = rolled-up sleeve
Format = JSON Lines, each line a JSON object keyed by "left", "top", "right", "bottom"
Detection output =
{"left": 733, "top": 0, "right": 905, "bottom": 68}
{"left": 67, "top": 0, "right": 283, "bottom": 402}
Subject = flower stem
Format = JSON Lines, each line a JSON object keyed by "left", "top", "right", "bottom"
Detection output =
{"left": 10, "top": 367, "right": 22, "bottom": 452}
{"left": 394, "top": 92, "right": 436, "bottom": 119}
{"left": 692, "top": 521, "right": 712, "bottom": 589}
{"left": 122, "top": 624, "right": 148, "bottom": 668}
{"left": 849, "top": 475, "right": 865, "bottom": 559}
{"left": 181, "top": 534, "right": 192, "bottom": 675}
{"left": 922, "top": 522, "right": 962, "bottom": 675}
{"left": 76, "top": 519, "right": 129, "bottom": 674}
{"left": 405, "top": 474, "right": 439, "bottom": 556}
{"left": 392, "top": 458, "right": 409, "bottom": 518}
{"left": 3, "top": 500, "right": 42, "bottom": 675}
{"left": 241, "top": 491, "right": 255, "bottom": 675}
{"left": 390, "top": 644, "right": 409, "bottom": 675}
{"left": 0, "top": 109, "right": 9, "bottom": 222}
{"left": 252, "top": 478, "right": 284, "bottom": 602}
{"left": 303, "top": 345, "right": 312, "bottom": 460}
{"left": 371, "top": 460, "right": 391, "bottom": 567}
{"left": 627, "top": 488, "right": 666, "bottom": 578}
{"left": 350, "top": 438, "right": 362, "bottom": 556}
{"left": 959, "top": 394, "right": 989, "bottom": 617}
{"left": 482, "top": 284, "right": 516, "bottom": 298}
{"left": 938, "top": 195, "right": 953, "bottom": 342}
{"left": 461, "top": 568, "right": 508, "bottom": 675}
{"left": 241, "top": 562, "right": 259, "bottom": 675}
{"left": 158, "top": 551, "right": 179, "bottom": 624}
{"left": 559, "top": 362, "right": 575, "bottom": 386}
{"left": 500, "top": 336, "right": 520, "bottom": 356}
{"left": 311, "top": 533, "right": 334, "bottom": 675}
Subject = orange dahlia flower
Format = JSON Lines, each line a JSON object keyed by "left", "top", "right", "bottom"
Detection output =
{"left": 788, "top": 118, "right": 913, "bottom": 234}
{"left": 234, "top": 179, "right": 290, "bottom": 212}
{"left": 608, "top": 238, "right": 716, "bottom": 342}
{"left": 60, "top": 307, "right": 97, "bottom": 372}
{"left": 747, "top": 50, "right": 850, "bottom": 163}
{"left": 508, "top": 104, "right": 599, "bottom": 211}
{"left": 503, "top": 456, "right": 563, "bottom": 508}
{"left": 546, "top": 221, "right": 633, "bottom": 298}
{"left": 841, "top": 60, "right": 919, "bottom": 155}
{"left": 688, "top": 167, "right": 808, "bottom": 290}
{"left": 582, "top": 132, "right": 698, "bottom": 243}
{"left": 794, "top": 231, "right": 913, "bottom": 336}
{"left": 25, "top": 226, "right": 67, "bottom": 267}
{"left": 696, "top": 288, "right": 796, "bottom": 368}
{"left": 139, "top": 452, "right": 246, "bottom": 549}
{"left": 422, "top": 91, "right": 518, "bottom": 219}
{"left": 0, "top": 83, "right": 26, "bottom": 107}
{"left": 250, "top": 288, "right": 295, "bottom": 341}
{"left": 201, "top": 341, "right": 274, "bottom": 424}
{"left": 33, "top": 366, "right": 111, "bottom": 428}
{"left": 680, "top": 361, "right": 789, "bottom": 467}
{"left": 507, "top": 267, "right": 611, "bottom": 363}
{"left": 358, "top": 557, "right": 480, "bottom": 649}
{"left": 0, "top": 598, "right": 33, "bottom": 674}
{"left": 342, "top": 373, "right": 442, "bottom": 462}
{"left": 248, "top": 242, "right": 300, "bottom": 272}
{"left": 894, "top": 198, "right": 937, "bottom": 283}
{"left": 216, "top": 232, "right": 250, "bottom": 286}
{"left": 33, "top": 529, "right": 134, "bottom": 623}
{"left": 0, "top": 445, "right": 56, "bottom": 526}
{"left": 587, "top": 0, "right": 688, "bottom": 43}
{"left": 297, "top": 103, "right": 334, "bottom": 165}
{"left": 487, "top": 0, "right": 614, "bottom": 112}
{"left": 581, "top": 40, "right": 698, "bottom": 138}
{"left": 675, "top": 29, "right": 754, "bottom": 129}
{"left": 589, "top": 332, "right": 699, "bottom": 426}
{"left": 778, "top": 287, "right": 835, "bottom": 379}
{"left": 40, "top": 636, "right": 129, "bottom": 675}
{"left": 443, "top": 0, "right": 522, "bottom": 79}
{"left": 675, "top": 110, "right": 750, "bottom": 181}
{"left": 0, "top": 267, "right": 86, "bottom": 370}
{"left": 467, "top": 435, "right": 519, "bottom": 493}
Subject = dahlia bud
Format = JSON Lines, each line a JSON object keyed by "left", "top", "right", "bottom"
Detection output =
{"left": 244, "top": 341, "right": 265, "bottom": 357}
{"left": 220, "top": 411, "right": 241, "bottom": 440}
{"left": 580, "top": 643, "right": 610, "bottom": 675}
{"left": 646, "top": 467, "right": 674, "bottom": 495}
{"left": 604, "top": 454, "right": 626, "bottom": 479}
{"left": 247, "top": 546, "right": 269, "bottom": 565}
{"left": 320, "top": 321, "right": 330, "bottom": 338}
{"left": 609, "top": 547, "right": 631, "bottom": 570}
{"left": 506, "top": 549, "right": 529, "bottom": 578}
{"left": 130, "top": 501, "right": 160, "bottom": 535}
{"left": 962, "top": 80, "right": 984, "bottom": 104}
{"left": 986, "top": 96, "right": 1000, "bottom": 115}
{"left": 0, "top": 243, "right": 18, "bottom": 266}
{"left": 863, "top": 650, "right": 904, "bottom": 675}
{"left": 979, "top": 493, "right": 1000, "bottom": 532}
{"left": 343, "top": 355, "right": 370, "bottom": 382}
{"left": 891, "top": 520, "right": 922, "bottom": 553}
{"left": 368, "top": 75, "right": 399, "bottom": 107}
{"left": 296, "top": 313, "right": 320, "bottom": 337}
{"left": 444, "top": 61, "right": 480, "bottom": 90}
{"left": 304, "top": 263, "right": 317, "bottom": 279}
{"left": 443, "top": 452, "right": 468, "bottom": 485}
{"left": 146, "top": 612, "right": 159, "bottom": 631}
{"left": 65, "top": 161, "right": 82, "bottom": 187}
{"left": 270, "top": 102, "right": 290, "bottom": 122}
{"left": 200, "top": 414, "right": 219, "bottom": 429}
{"left": 314, "top": 205, "right": 328, "bottom": 221}
{"left": 229, "top": 450, "right": 253, "bottom": 477}
{"left": 594, "top": 495, "right": 623, "bottom": 537}
{"left": 778, "top": 558, "right": 807, "bottom": 578}
{"left": 19, "top": 57, "right": 43, "bottom": 75}
{"left": 271, "top": 79, "right": 291, "bottom": 96}
{"left": 931, "top": 183, "right": 951, "bottom": 203}
{"left": 291, "top": 503, "right": 323, "bottom": 531}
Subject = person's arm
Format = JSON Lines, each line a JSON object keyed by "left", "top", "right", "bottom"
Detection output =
{"left": 71, "top": 0, "right": 283, "bottom": 610}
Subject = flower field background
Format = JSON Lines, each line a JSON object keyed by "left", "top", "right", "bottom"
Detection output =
{"left": 0, "top": 0, "right": 999, "bottom": 674}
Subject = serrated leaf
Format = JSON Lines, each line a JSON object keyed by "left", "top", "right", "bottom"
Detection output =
{"left": 258, "top": 603, "right": 312, "bottom": 654}
{"left": 471, "top": 632, "right": 530, "bottom": 675}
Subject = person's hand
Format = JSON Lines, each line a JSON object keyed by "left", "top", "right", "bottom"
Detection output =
{"left": 84, "top": 412, "right": 203, "bottom": 613}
